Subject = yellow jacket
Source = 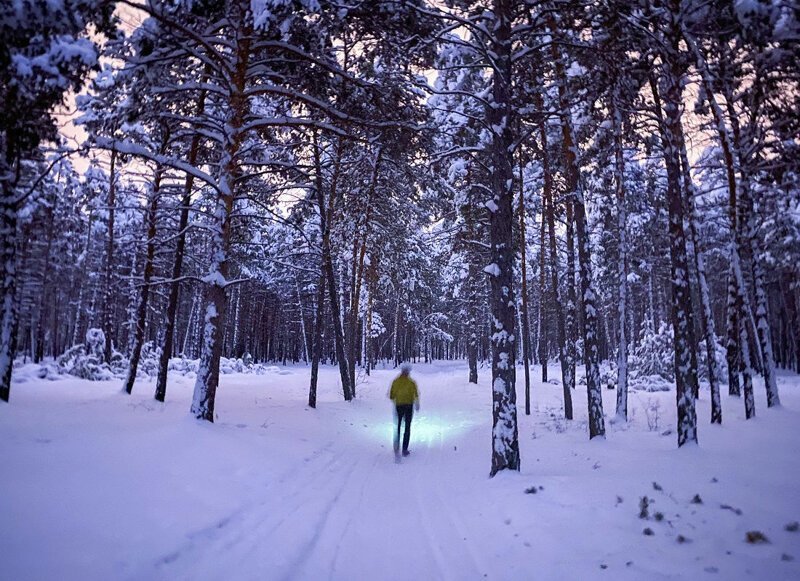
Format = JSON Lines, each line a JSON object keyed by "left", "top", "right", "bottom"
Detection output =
{"left": 390, "top": 375, "right": 419, "bottom": 405}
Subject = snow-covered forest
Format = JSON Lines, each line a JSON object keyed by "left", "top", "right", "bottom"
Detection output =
{"left": 2, "top": 0, "right": 799, "bottom": 579}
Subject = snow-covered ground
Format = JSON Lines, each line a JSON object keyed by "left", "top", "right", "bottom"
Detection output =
{"left": 2, "top": 361, "right": 799, "bottom": 580}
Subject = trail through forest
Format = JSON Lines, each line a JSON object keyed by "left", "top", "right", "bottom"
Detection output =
{"left": 2, "top": 363, "right": 799, "bottom": 580}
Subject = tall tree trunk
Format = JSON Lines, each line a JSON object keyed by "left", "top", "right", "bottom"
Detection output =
{"left": 540, "top": 120, "right": 573, "bottom": 419}
{"left": 364, "top": 272, "right": 375, "bottom": 376}
{"left": 744, "top": 184, "right": 781, "bottom": 407}
{"left": 124, "top": 169, "right": 161, "bottom": 395}
{"left": 518, "top": 165, "right": 531, "bottom": 415}
{"left": 0, "top": 184, "right": 18, "bottom": 402}
{"left": 315, "top": 135, "right": 352, "bottom": 401}
{"left": 553, "top": 40, "right": 604, "bottom": 438}
{"left": 191, "top": 20, "right": 251, "bottom": 422}
{"left": 651, "top": 60, "right": 698, "bottom": 447}
{"left": 677, "top": 120, "right": 721, "bottom": 421}
{"left": 308, "top": 271, "right": 326, "bottom": 408}
{"left": 393, "top": 290, "right": 402, "bottom": 368}
{"left": 565, "top": 199, "right": 577, "bottom": 394}
{"left": 466, "top": 187, "right": 480, "bottom": 384}
{"left": 546, "top": 200, "right": 574, "bottom": 419}
{"left": 103, "top": 147, "right": 117, "bottom": 363}
{"left": 34, "top": 200, "right": 56, "bottom": 363}
{"left": 684, "top": 26, "right": 779, "bottom": 408}
{"left": 782, "top": 275, "right": 800, "bottom": 374}
{"left": 296, "top": 280, "right": 309, "bottom": 364}
{"left": 347, "top": 147, "right": 382, "bottom": 394}
{"left": 537, "top": 193, "right": 547, "bottom": 385}
{"left": 612, "top": 98, "right": 629, "bottom": 421}
{"left": 155, "top": 86, "right": 207, "bottom": 402}
{"left": 488, "top": 0, "right": 519, "bottom": 476}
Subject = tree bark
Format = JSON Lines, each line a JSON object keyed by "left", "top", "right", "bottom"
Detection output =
{"left": 0, "top": 186, "right": 18, "bottom": 402}
{"left": 155, "top": 86, "right": 207, "bottom": 402}
{"left": 191, "top": 16, "right": 251, "bottom": 422}
{"left": 612, "top": 97, "right": 629, "bottom": 421}
{"left": 537, "top": 190, "right": 548, "bottom": 385}
{"left": 308, "top": 271, "right": 326, "bottom": 408}
{"left": 651, "top": 61, "right": 698, "bottom": 447}
{"left": 518, "top": 164, "right": 531, "bottom": 415}
{"left": 676, "top": 120, "right": 721, "bottom": 422}
{"left": 540, "top": 123, "right": 573, "bottom": 419}
{"left": 315, "top": 136, "right": 352, "bottom": 401}
{"left": 553, "top": 43, "right": 605, "bottom": 439}
{"left": 488, "top": 0, "right": 520, "bottom": 476}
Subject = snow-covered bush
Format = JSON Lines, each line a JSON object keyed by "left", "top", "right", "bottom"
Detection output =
{"left": 629, "top": 321, "right": 674, "bottom": 382}
{"left": 54, "top": 328, "right": 126, "bottom": 380}
{"left": 697, "top": 335, "right": 728, "bottom": 384}
{"left": 630, "top": 375, "right": 672, "bottom": 392}
{"left": 168, "top": 356, "right": 199, "bottom": 376}
{"left": 138, "top": 341, "right": 161, "bottom": 377}
{"left": 168, "top": 355, "right": 279, "bottom": 377}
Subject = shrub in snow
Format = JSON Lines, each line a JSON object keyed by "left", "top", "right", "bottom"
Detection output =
{"left": 696, "top": 334, "right": 728, "bottom": 383}
{"left": 599, "top": 360, "right": 616, "bottom": 389}
{"left": 629, "top": 321, "right": 674, "bottom": 383}
{"left": 55, "top": 328, "right": 126, "bottom": 380}
{"left": 630, "top": 375, "right": 672, "bottom": 392}
{"left": 168, "top": 355, "right": 279, "bottom": 377}
{"left": 168, "top": 356, "right": 199, "bottom": 376}
{"left": 138, "top": 341, "right": 161, "bottom": 377}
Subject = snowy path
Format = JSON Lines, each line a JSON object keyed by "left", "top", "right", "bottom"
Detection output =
{"left": 2, "top": 362, "right": 800, "bottom": 580}
{"left": 140, "top": 369, "right": 493, "bottom": 581}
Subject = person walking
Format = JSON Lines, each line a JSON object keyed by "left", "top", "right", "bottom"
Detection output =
{"left": 389, "top": 362, "right": 419, "bottom": 460}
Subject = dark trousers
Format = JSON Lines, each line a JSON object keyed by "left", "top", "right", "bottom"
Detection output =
{"left": 394, "top": 404, "right": 414, "bottom": 452}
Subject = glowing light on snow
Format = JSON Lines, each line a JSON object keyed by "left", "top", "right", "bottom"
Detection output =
{"left": 364, "top": 413, "right": 478, "bottom": 446}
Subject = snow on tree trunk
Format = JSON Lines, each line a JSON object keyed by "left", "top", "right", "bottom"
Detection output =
{"left": 612, "top": 99, "right": 629, "bottom": 421}
{"left": 0, "top": 194, "right": 18, "bottom": 403}
{"left": 296, "top": 281, "right": 309, "bottom": 364}
{"left": 553, "top": 48, "right": 605, "bottom": 439}
{"left": 683, "top": 27, "right": 773, "bottom": 410}
{"left": 743, "top": 188, "right": 781, "bottom": 408}
{"left": 191, "top": 20, "right": 252, "bottom": 422}
{"left": 488, "top": 0, "right": 520, "bottom": 477}
{"left": 565, "top": 200, "right": 577, "bottom": 395}
{"left": 652, "top": 59, "right": 698, "bottom": 447}
{"left": 518, "top": 175, "right": 532, "bottom": 415}
{"left": 537, "top": 191, "right": 548, "bottom": 385}
{"left": 534, "top": 87, "right": 573, "bottom": 419}
{"left": 677, "top": 121, "right": 721, "bottom": 422}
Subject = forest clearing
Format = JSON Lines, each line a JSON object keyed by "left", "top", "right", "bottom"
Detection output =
{"left": 2, "top": 0, "right": 799, "bottom": 579}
